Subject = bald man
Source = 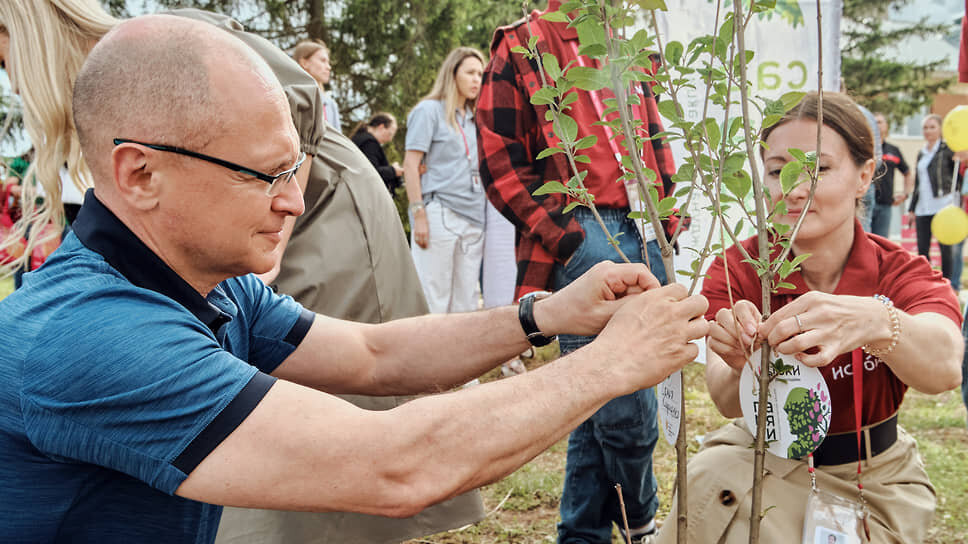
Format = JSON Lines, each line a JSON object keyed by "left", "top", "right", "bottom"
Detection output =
{"left": 0, "top": 15, "right": 709, "bottom": 544}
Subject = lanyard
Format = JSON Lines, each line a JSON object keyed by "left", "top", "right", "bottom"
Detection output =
{"left": 806, "top": 349, "right": 871, "bottom": 540}
{"left": 455, "top": 112, "right": 472, "bottom": 162}
{"left": 851, "top": 347, "right": 871, "bottom": 540}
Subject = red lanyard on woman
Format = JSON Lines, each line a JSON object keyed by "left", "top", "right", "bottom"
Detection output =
{"left": 455, "top": 113, "right": 472, "bottom": 162}
{"left": 806, "top": 348, "right": 871, "bottom": 541}
{"left": 851, "top": 348, "right": 871, "bottom": 539}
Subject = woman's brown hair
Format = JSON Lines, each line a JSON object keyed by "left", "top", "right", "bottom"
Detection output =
{"left": 760, "top": 91, "right": 874, "bottom": 167}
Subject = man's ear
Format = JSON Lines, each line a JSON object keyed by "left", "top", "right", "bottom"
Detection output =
{"left": 112, "top": 143, "right": 162, "bottom": 211}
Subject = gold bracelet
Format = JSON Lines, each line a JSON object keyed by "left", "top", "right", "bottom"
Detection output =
{"left": 862, "top": 294, "right": 900, "bottom": 359}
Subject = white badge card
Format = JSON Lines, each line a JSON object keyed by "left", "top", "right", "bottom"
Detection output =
{"left": 470, "top": 170, "right": 483, "bottom": 193}
{"left": 657, "top": 370, "right": 682, "bottom": 446}
{"left": 738, "top": 350, "right": 832, "bottom": 459}
{"left": 623, "top": 177, "right": 656, "bottom": 243}
{"left": 802, "top": 490, "right": 863, "bottom": 544}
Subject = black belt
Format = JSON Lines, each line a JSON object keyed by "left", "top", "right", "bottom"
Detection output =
{"left": 811, "top": 414, "right": 898, "bottom": 467}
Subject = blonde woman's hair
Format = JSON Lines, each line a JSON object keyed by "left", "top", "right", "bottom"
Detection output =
{"left": 290, "top": 39, "right": 328, "bottom": 64}
{"left": 0, "top": 0, "right": 116, "bottom": 272}
{"left": 419, "top": 46, "right": 485, "bottom": 131}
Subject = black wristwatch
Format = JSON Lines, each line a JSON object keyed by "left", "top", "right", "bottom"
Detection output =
{"left": 518, "top": 290, "right": 555, "bottom": 347}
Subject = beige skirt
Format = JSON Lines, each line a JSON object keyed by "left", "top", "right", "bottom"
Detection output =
{"left": 656, "top": 420, "right": 935, "bottom": 544}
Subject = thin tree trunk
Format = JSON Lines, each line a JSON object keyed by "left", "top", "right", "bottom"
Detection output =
{"left": 307, "top": 0, "right": 325, "bottom": 41}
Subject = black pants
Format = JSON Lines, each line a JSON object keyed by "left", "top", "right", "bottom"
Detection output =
{"left": 915, "top": 214, "right": 954, "bottom": 281}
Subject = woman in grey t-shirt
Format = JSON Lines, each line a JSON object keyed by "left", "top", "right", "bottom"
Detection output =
{"left": 404, "top": 47, "right": 487, "bottom": 314}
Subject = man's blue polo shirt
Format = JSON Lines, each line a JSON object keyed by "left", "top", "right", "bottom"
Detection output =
{"left": 0, "top": 191, "right": 314, "bottom": 543}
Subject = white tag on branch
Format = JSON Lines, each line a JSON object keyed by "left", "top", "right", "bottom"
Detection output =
{"left": 739, "top": 350, "right": 831, "bottom": 459}
{"left": 657, "top": 370, "right": 682, "bottom": 446}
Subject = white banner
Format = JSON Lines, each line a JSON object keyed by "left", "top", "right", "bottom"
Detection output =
{"left": 647, "top": 1, "right": 843, "bottom": 296}
{"left": 654, "top": 0, "right": 842, "bottom": 101}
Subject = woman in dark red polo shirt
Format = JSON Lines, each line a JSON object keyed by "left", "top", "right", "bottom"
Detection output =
{"left": 657, "top": 93, "right": 963, "bottom": 544}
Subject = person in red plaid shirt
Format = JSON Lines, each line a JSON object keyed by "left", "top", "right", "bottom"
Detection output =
{"left": 476, "top": 2, "right": 677, "bottom": 542}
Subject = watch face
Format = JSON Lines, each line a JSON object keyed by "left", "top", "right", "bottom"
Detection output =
{"left": 518, "top": 290, "right": 552, "bottom": 303}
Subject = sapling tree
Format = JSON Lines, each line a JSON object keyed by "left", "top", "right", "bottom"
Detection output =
{"left": 512, "top": 0, "right": 825, "bottom": 541}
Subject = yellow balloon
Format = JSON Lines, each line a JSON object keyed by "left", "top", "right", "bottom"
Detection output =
{"left": 943, "top": 106, "right": 968, "bottom": 152}
{"left": 931, "top": 205, "right": 968, "bottom": 245}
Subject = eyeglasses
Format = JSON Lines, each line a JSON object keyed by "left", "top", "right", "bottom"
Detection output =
{"left": 113, "top": 138, "right": 306, "bottom": 196}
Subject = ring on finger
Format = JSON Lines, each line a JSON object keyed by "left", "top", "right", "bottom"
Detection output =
{"left": 793, "top": 313, "right": 804, "bottom": 333}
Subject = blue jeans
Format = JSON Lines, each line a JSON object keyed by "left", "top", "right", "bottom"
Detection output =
{"left": 870, "top": 203, "right": 893, "bottom": 238}
{"left": 915, "top": 215, "right": 956, "bottom": 289}
{"left": 553, "top": 207, "right": 665, "bottom": 543}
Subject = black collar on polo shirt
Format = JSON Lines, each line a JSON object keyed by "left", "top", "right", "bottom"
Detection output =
{"left": 72, "top": 189, "right": 232, "bottom": 334}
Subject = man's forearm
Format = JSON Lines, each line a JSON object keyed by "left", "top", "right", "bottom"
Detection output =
{"left": 177, "top": 345, "right": 624, "bottom": 517}
{"left": 362, "top": 305, "right": 534, "bottom": 394}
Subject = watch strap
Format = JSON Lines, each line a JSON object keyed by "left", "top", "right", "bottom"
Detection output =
{"left": 518, "top": 293, "right": 554, "bottom": 347}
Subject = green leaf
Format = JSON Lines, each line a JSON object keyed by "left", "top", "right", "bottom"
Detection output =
{"left": 724, "top": 170, "right": 752, "bottom": 200}
{"left": 536, "top": 146, "right": 564, "bottom": 160}
{"left": 657, "top": 99, "right": 680, "bottom": 121}
{"left": 762, "top": 114, "right": 783, "bottom": 130}
{"left": 776, "top": 281, "right": 796, "bottom": 290}
{"left": 577, "top": 43, "right": 608, "bottom": 58}
{"left": 533, "top": 180, "right": 568, "bottom": 196}
{"left": 573, "top": 154, "right": 591, "bottom": 163}
{"left": 542, "top": 53, "right": 562, "bottom": 82}
{"left": 562, "top": 201, "right": 583, "bottom": 213}
{"left": 728, "top": 117, "right": 744, "bottom": 139}
{"left": 567, "top": 66, "right": 609, "bottom": 91}
{"left": 773, "top": 202, "right": 789, "bottom": 221}
{"left": 629, "top": 29, "right": 653, "bottom": 52}
{"left": 530, "top": 86, "right": 558, "bottom": 106}
{"left": 555, "top": 115, "right": 579, "bottom": 143}
{"left": 528, "top": 35, "right": 539, "bottom": 50}
{"left": 633, "top": 0, "right": 668, "bottom": 9}
{"left": 723, "top": 153, "right": 746, "bottom": 175}
{"left": 541, "top": 10, "right": 570, "bottom": 23}
{"left": 778, "top": 260, "right": 793, "bottom": 279}
{"left": 754, "top": 0, "right": 777, "bottom": 10}
{"left": 789, "top": 253, "right": 811, "bottom": 269}
{"left": 788, "top": 148, "right": 808, "bottom": 163}
{"left": 779, "top": 161, "right": 803, "bottom": 194}
{"left": 717, "top": 17, "right": 735, "bottom": 49}
{"left": 657, "top": 196, "right": 676, "bottom": 217}
{"left": 560, "top": 92, "right": 579, "bottom": 109}
{"left": 665, "top": 41, "right": 684, "bottom": 65}
{"left": 703, "top": 118, "right": 721, "bottom": 149}
{"left": 780, "top": 91, "right": 806, "bottom": 112}
{"left": 510, "top": 46, "right": 529, "bottom": 56}
{"left": 575, "top": 135, "right": 597, "bottom": 150}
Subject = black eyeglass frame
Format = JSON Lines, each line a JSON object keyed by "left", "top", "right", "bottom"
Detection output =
{"left": 113, "top": 138, "right": 305, "bottom": 195}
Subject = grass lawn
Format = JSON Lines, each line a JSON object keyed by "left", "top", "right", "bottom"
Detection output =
{"left": 409, "top": 359, "right": 968, "bottom": 544}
